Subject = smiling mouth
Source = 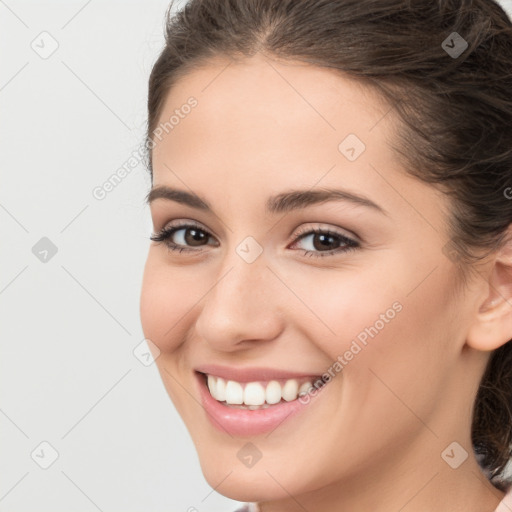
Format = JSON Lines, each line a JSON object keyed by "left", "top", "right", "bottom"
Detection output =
{"left": 198, "top": 371, "right": 328, "bottom": 410}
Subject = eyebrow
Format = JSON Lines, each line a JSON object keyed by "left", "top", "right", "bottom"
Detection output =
{"left": 145, "top": 185, "right": 388, "bottom": 216}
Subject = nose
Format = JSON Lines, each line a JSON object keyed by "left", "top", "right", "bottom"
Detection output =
{"left": 194, "top": 250, "right": 284, "bottom": 352}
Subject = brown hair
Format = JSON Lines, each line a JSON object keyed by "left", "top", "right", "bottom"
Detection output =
{"left": 145, "top": 0, "right": 512, "bottom": 488}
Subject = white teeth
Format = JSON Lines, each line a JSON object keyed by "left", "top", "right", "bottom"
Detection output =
{"left": 282, "top": 379, "right": 299, "bottom": 401}
{"left": 207, "top": 375, "right": 217, "bottom": 397}
{"left": 205, "top": 374, "right": 324, "bottom": 406}
{"left": 225, "top": 380, "right": 244, "bottom": 404}
{"left": 298, "top": 381, "right": 313, "bottom": 396}
{"left": 215, "top": 377, "right": 226, "bottom": 401}
{"left": 244, "top": 382, "right": 266, "bottom": 406}
{"left": 265, "top": 380, "right": 282, "bottom": 404}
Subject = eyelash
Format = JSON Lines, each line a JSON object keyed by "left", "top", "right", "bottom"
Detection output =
{"left": 149, "top": 221, "right": 360, "bottom": 258}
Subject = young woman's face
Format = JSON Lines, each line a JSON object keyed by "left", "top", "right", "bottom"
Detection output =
{"left": 140, "top": 55, "right": 490, "bottom": 504}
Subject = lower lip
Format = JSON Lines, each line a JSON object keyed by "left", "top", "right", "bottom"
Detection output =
{"left": 195, "top": 371, "right": 327, "bottom": 437}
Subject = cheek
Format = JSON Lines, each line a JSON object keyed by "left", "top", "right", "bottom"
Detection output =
{"left": 334, "top": 263, "right": 459, "bottom": 443}
{"left": 294, "top": 257, "right": 457, "bottom": 418}
{"left": 139, "top": 254, "right": 198, "bottom": 353}
{"left": 286, "top": 266, "right": 404, "bottom": 363}
{"left": 298, "top": 254, "right": 455, "bottom": 364}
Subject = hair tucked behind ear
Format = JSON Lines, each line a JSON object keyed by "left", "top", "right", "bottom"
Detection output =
{"left": 145, "top": 0, "right": 512, "bottom": 487}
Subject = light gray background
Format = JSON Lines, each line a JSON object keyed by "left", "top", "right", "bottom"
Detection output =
{"left": 1, "top": 1, "right": 512, "bottom": 511}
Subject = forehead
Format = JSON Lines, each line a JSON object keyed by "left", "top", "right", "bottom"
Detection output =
{"left": 149, "top": 55, "right": 448, "bottom": 234}
{"left": 152, "top": 55, "right": 394, "bottom": 175}
{"left": 157, "top": 55, "right": 389, "bottom": 130}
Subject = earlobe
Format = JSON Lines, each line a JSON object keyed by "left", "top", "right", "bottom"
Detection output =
{"left": 466, "top": 233, "right": 512, "bottom": 352}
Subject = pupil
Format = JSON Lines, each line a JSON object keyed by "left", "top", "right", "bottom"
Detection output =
{"left": 314, "top": 233, "right": 337, "bottom": 251}
{"left": 186, "top": 228, "right": 207, "bottom": 246}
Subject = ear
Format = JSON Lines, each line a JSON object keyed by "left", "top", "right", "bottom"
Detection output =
{"left": 466, "top": 229, "right": 512, "bottom": 352}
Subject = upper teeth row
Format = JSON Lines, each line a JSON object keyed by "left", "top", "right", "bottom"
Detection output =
{"left": 206, "top": 374, "right": 321, "bottom": 406}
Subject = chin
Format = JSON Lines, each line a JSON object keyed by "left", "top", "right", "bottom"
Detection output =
{"left": 200, "top": 464, "right": 286, "bottom": 503}
{"left": 197, "top": 443, "right": 323, "bottom": 504}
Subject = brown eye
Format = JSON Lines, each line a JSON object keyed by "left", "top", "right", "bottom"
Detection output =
{"left": 150, "top": 222, "right": 217, "bottom": 253}
{"left": 150, "top": 222, "right": 360, "bottom": 258}
{"left": 290, "top": 227, "right": 360, "bottom": 258}
{"left": 181, "top": 227, "right": 209, "bottom": 246}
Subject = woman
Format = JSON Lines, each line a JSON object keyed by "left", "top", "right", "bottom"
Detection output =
{"left": 139, "top": 0, "right": 512, "bottom": 510}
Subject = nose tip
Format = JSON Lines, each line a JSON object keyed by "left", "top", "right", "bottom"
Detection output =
{"left": 194, "top": 259, "right": 284, "bottom": 352}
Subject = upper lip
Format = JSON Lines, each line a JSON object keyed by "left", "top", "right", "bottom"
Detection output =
{"left": 194, "top": 364, "right": 322, "bottom": 383}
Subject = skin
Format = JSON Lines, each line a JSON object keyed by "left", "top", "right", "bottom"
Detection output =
{"left": 139, "top": 53, "right": 512, "bottom": 512}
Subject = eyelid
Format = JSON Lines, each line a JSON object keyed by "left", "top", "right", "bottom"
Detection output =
{"left": 158, "top": 219, "right": 217, "bottom": 238}
{"left": 291, "top": 222, "right": 360, "bottom": 244}
{"left": 156, "top": 219, "right": 358, "bottom": 245}
{"left": 150, "top": 219, "right": 361, "bottom": 259}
